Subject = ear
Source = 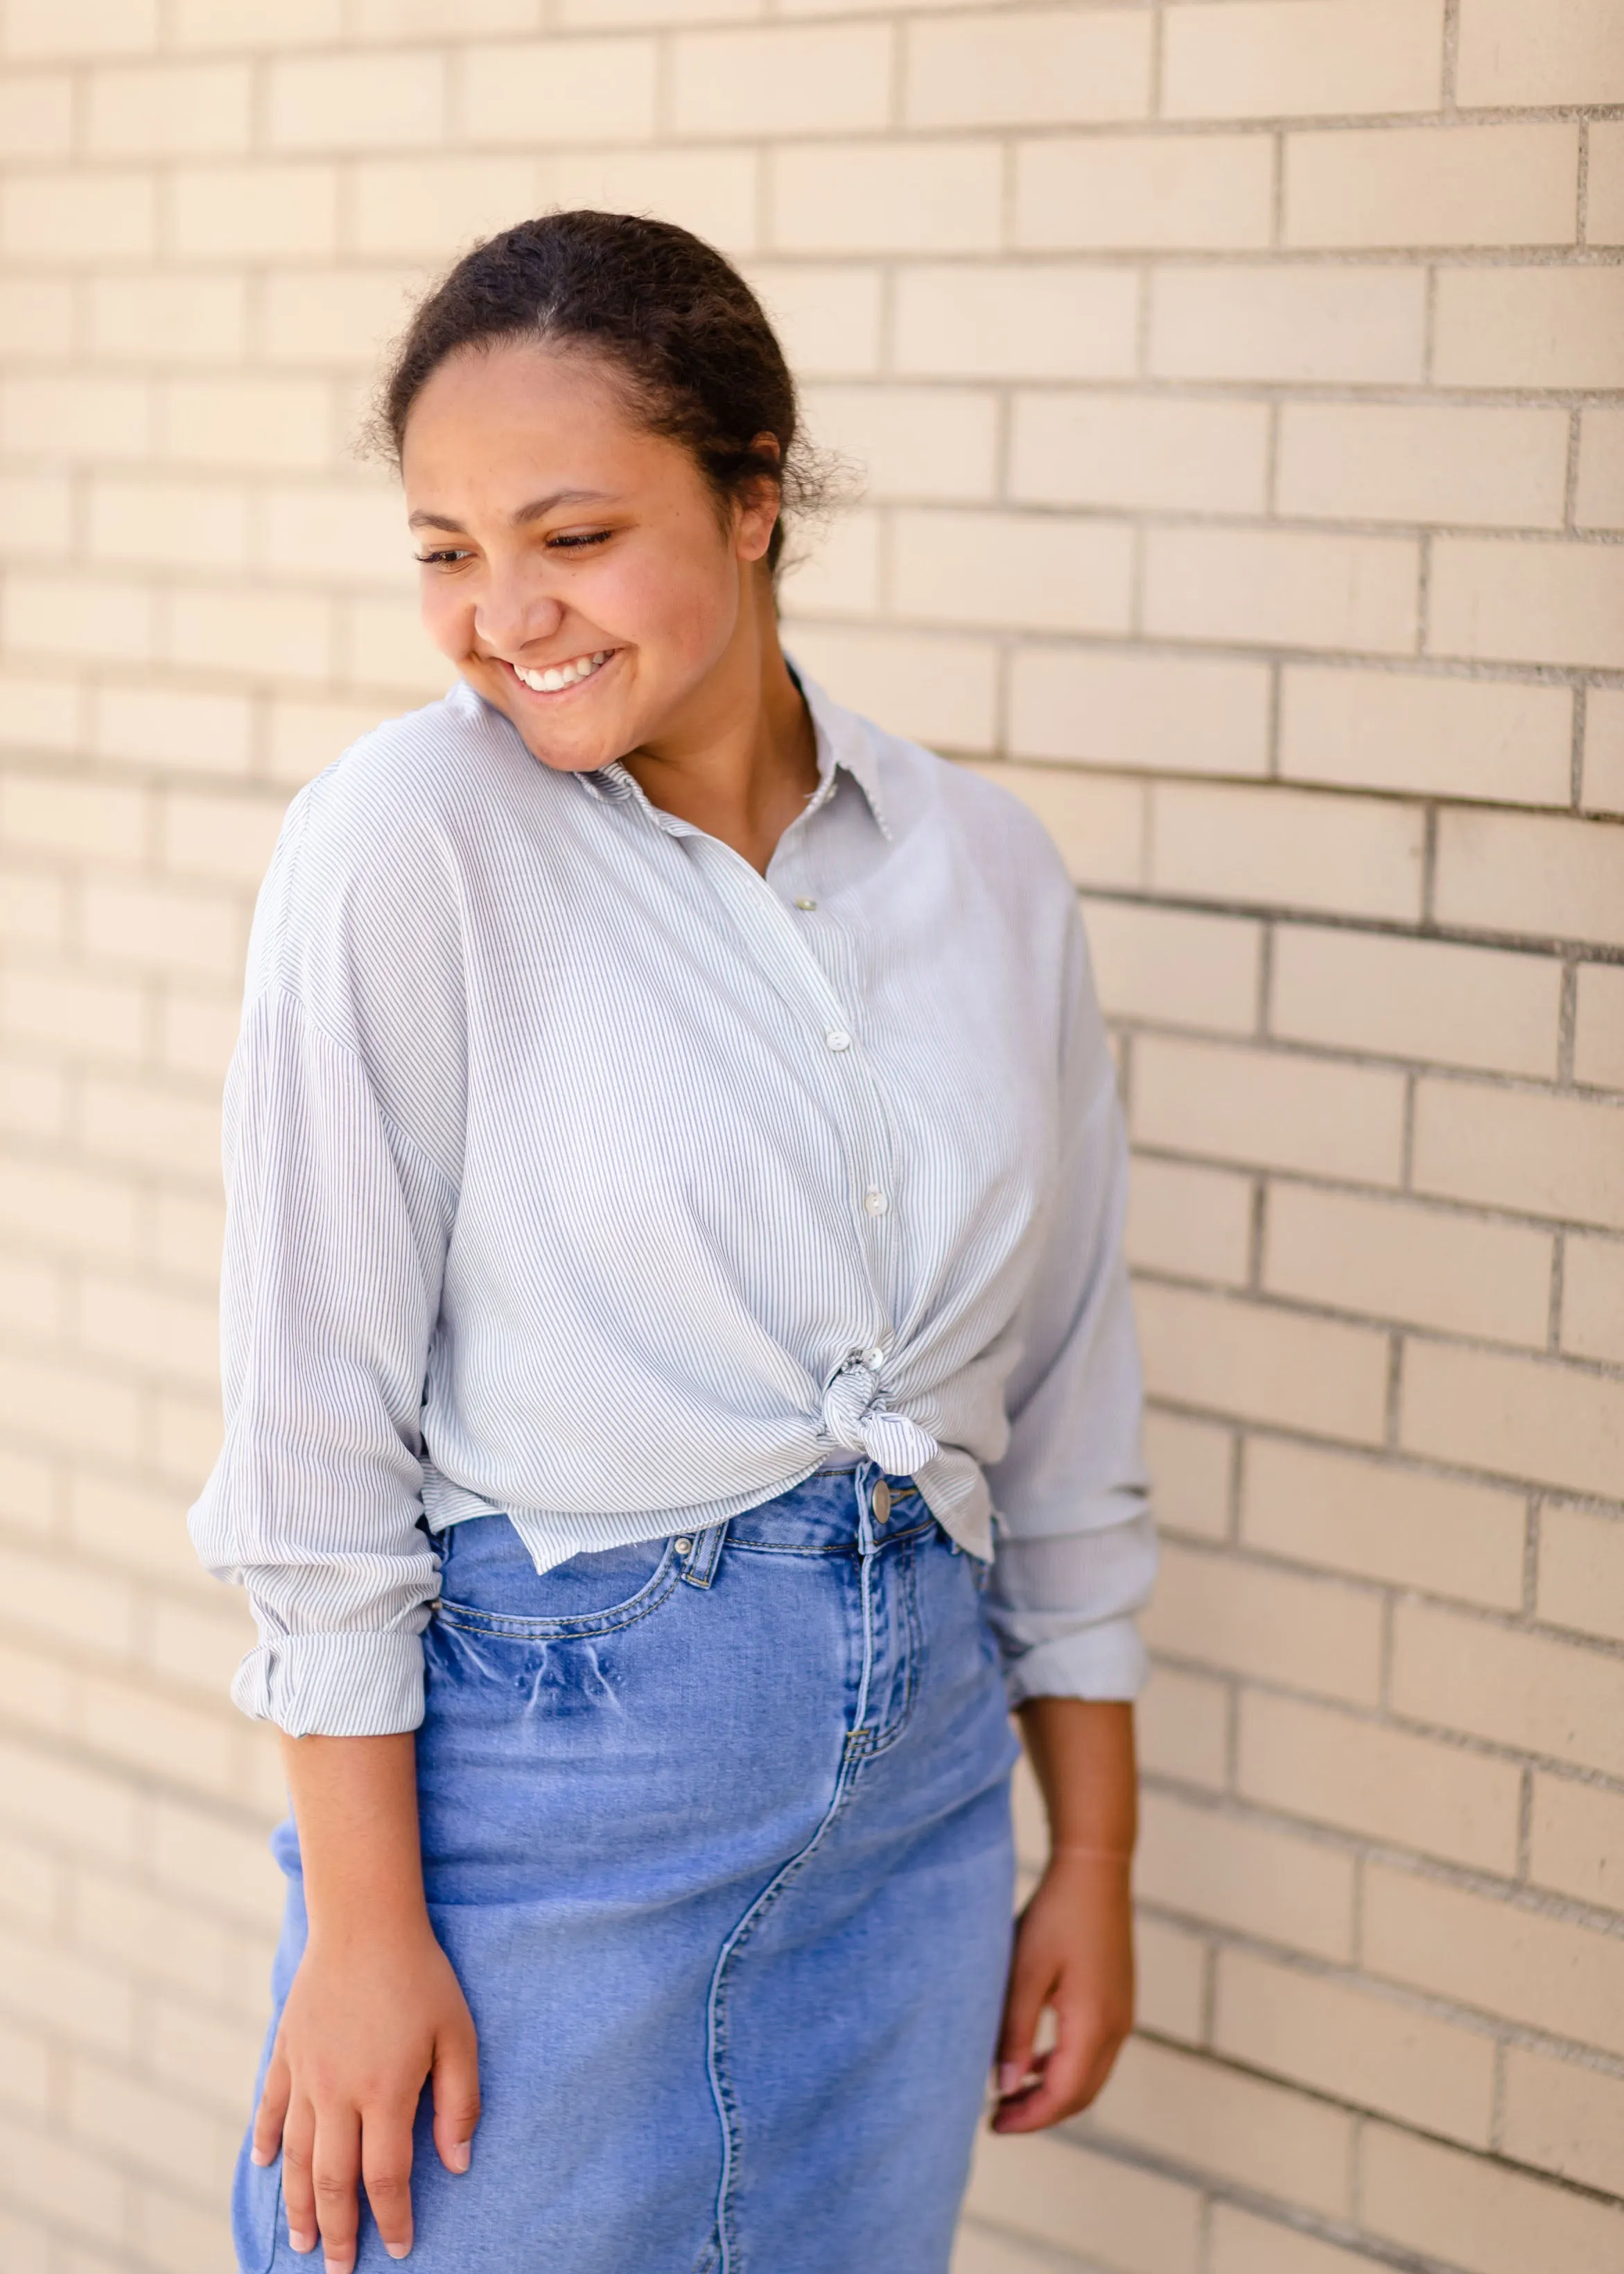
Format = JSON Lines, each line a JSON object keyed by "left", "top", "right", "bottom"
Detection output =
{"left": 734, "top": 433, "right": 783, "bottom": 566}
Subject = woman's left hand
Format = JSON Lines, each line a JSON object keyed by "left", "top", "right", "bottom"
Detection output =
{"left": 990, "top": 1849, "right": 1135, "bottom": 2132}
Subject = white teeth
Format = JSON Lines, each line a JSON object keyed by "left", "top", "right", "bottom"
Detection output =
{"left": 515, "top": 651, "right": 609, "bottom": 693}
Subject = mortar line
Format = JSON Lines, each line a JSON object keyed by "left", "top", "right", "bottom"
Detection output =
{"left": 1548, "top": 1227, "right": 1567, "bottom": 1355}
{"left": 1571, "top": 683, "right": 1589, "bottom": 810}
{"left": 1557, "top": 955, "right": 1579, "bottom": 1082}
{"left": 1523, "top": 1498, "right": 1543, "bottom": 1623}
{"left": 1441, "top": 0, "right": 1462, "bottom": 114}
{"left": 1578, "top": 117, "right": 1591, "bottom": 247}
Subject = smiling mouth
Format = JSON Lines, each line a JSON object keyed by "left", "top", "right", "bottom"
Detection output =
{"left": 500, "top": 650, "right": 613, "bottom": 695}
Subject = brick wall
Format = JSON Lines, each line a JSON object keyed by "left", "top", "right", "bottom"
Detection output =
{"left": 1, "top": 3, "right": 1621, "bottom": 2269}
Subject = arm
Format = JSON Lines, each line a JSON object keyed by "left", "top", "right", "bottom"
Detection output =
{"left": 193, "top": 989, "right": 453, "bottom": 1735}
{"left": 982, "top": 903, "right": 1155, "bottom": 2129}
{"left": 993, "top": 1699, "right": 1137, "bottom": 2130}
{"left": 191, "top": 774, "right": 466, "bottom": 1734}
{"left": 199, "top": 1003, "right": 471, "bottom": 2259}
{"left": 189, "top": 785, "right": 476, "bottom": 2258}
{"left": 252, "top": 1734, "right": 478, "bottom": 2268}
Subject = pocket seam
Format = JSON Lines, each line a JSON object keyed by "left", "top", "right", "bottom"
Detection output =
{"left": 431, "top": 1540, "right": 681, "bottom": 1641}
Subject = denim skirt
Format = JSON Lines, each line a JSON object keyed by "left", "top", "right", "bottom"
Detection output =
{"left": 234, "top": 1464, "right": 1020, "bottom": 2274}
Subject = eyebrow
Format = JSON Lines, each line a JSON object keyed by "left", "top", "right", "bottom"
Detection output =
{"left": 407, "top": 488, "right": 615, "bottom": 533}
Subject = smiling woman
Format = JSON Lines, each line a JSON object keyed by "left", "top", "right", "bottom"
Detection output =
{"left": 376, "top": 214, "right": 830, "bottom": 871}
{"left": 189, "top": 211, "right": 1154, "bottom": 2274}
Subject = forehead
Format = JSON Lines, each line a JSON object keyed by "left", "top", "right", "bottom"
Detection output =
{"left": 403, "top": 341, "right": 636, "bottom": 469}
{"left": 391, "top": 336, "right": 728, "bottom": 541}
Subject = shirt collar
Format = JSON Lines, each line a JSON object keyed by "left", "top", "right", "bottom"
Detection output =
{"left": 796, "top": 663, "right": 891, "bottom": 842}
{"left": 543, "top": 659, "right": 891, "bottom": 843}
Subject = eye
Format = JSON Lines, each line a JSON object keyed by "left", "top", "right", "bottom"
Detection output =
{"left": 414, "top": 548, "right": 473, "bottom": 566}
{"left": 548, "top": 528, "right": 613, "bottom": 552}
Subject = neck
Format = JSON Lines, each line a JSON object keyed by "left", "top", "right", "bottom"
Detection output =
{"left": 620, "top": 566, "right": 818, "bottom": 876}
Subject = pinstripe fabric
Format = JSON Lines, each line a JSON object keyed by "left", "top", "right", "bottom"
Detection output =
{"left": 189, "top": 669, "right": 1155, "bottom": 1737}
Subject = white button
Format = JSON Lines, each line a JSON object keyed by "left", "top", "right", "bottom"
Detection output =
{"left": 864, "top": 1344, "right": 886, "bottom": 1366}
{"left": 794, "top": 896, "right": 817, "bottom": 912}
{"left": 864, "top": 1188, "right": 889, "bottom": 1215}
{"left": 674, "top": 1537, "right": 693, "bottom": 1555}
{"left": 826, "top": 1028, "right": 852, "bottom": 1052}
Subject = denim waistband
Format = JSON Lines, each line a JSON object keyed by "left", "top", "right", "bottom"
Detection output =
{"left": 724, "top": 1464, "right": 927, "bottom": 1553}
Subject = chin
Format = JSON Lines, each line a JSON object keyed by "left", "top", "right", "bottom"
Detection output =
{"left": 526, "top": 737, "right": 620, "bottom": 776}
{"left": 505, "top": 708, "right": 622, "bottom": 774}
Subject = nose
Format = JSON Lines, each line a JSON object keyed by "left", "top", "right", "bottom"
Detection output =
{"left": 473, "top": 569, "right": 565, "bottom": 657}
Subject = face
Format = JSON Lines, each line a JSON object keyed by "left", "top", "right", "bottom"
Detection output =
{"left": 401, "top": 338, "right": 779, "bottom": 773}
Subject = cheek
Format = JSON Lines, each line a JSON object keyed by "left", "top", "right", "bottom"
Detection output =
{"left": 609, "top": 539, "right": 736, "bottom": 666}
{"left": 418, "top": 577, "right": 473, "bottom": 660}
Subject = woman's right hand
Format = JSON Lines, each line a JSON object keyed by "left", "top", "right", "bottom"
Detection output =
{"left": 252, "top": 1918, "right": 480, "bottom": 2268}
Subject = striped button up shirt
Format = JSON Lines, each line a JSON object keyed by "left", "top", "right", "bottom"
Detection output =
{"left": 189, "top": 669, "right": 1155, "bottom": 1737}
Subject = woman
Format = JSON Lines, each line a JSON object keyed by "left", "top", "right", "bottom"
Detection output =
{"left": 192, "top": 210, "right": 1155, "bottom": 2274}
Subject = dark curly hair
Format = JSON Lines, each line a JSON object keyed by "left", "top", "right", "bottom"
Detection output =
{"left": 372, "top": 209, "right": 828, "bottom": 578}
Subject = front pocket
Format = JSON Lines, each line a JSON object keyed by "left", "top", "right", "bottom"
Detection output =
{"left": 434, "top": 1536, "right": 681, "bottom": 1642}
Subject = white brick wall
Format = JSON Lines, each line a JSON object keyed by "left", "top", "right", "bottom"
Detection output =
{"left": 0, "top": 4, "right": 1621, "bottom": 2271}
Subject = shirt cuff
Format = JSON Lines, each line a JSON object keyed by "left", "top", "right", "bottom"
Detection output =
{"left": 230, "top": 1630, "right": 426, "bottom": 1737}
{"left": 990, "top": 1613, "right": 1150, "bottom": 1705}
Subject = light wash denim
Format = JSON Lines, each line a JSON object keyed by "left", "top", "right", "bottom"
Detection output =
{"left": 234, "top": 1464, "right": 1020, "bottom": 2273}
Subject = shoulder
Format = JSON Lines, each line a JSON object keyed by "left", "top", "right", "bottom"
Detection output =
{"left": 912, "top": 743, "right": 1074, "bottom": 887}
{"left": 248, "top": 684, "right": 527, "bottom": 1007}
{"left": 286, "top": 681, "right": 527, "bottom": 878}
{"left": 851, "top": 709, "right": 1107, "bottom": 1068}
{"left": 261, "top": 683, "right": 560, "bottom": 935}
{"left": 807, "top": 677, "right": 1078, "bottom": 917}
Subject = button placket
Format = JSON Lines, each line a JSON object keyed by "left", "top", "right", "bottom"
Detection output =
{"left": 682, "top": 819, "right": 902, "bottom": 1329}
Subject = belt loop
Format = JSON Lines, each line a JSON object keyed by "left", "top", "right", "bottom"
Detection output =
{"left": 855, "top": 1460, "right": 880, "bottom": 1555}
{"left": 679, "top": 1518, "right": 730, "bottom": 1589}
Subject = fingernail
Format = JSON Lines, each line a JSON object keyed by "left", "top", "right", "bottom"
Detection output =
{"left": 250, "top": 2146, "right": 272, "bottom": 2167}
{"left": 289, "top": 2234, "right": 315, "bottom": 2257}
{"left": 446, "top": 2140, "right": 470, "bottom": 2173}
{"left": 997, "top": 2063, "right": 1022, "bottom": 2096}
{"left": 385, "top": 2248, "right": 411, "bottom": 2262}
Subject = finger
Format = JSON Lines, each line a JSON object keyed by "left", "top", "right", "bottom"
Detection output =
{"left": 432, "top": 2021, "right": 482, "bottom": 2176}
{"left": 991, "top": 2045, "right": 1052, "bottom": 2132}
{"left": 361, "top": 2098, "right": 418, "bottom": 2263}
{"left": 994, "top": 1942, "right": 1054, "bottom": 2103}
{"left": 993, "top": 1998, "right": 1129, "bottom": 2133}
{"left": 995, "top": 2023, "right": 1092, "bottom": 2132}
{"left": 1069, "top": 2006, "right": 1133, "bottom": 2115}
{"left": 251, "top": 2047, "right": 292, "bottom": 2168}
{"left": 311, "top": 2101, "right": 363, "bottom": 2274}
{"left": 281, "top": 2095, "right": 319, "bottom": 2257}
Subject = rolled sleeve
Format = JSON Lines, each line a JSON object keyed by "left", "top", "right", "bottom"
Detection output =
{"left": 983, "top": 909, "right": 1156, "bottom": 1703}
{"left": 984, "top": 1516, "right": 1156, "bottom": 1705}
{"left": 189, "top": 984, "right": 455, "bottom": 1737}
{"left": 232, "top": 1629, "right": 428, "bottom": 1739}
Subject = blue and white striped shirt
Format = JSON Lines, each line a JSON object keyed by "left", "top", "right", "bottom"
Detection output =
{"left": 190, "top": 670, "right": 1155, "bottom": 1737}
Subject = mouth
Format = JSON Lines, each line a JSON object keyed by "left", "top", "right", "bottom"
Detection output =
{"left": 496, "top": 649, "right": 615, "bottom": 698}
